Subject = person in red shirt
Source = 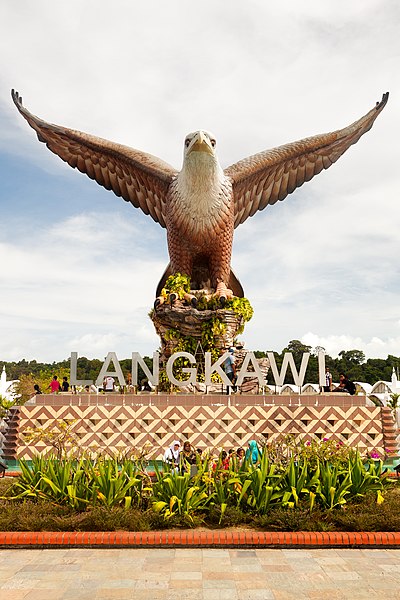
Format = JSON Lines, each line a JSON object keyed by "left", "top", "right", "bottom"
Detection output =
{"left": 49, "top": 375, "right": 61, "bottom": 393}
{"left": 213, "top": 450, "right": 230, "bottom": 472}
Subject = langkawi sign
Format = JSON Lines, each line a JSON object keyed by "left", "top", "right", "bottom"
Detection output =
{"left": 70, "top": 351, "right": 327, "bottom": 389}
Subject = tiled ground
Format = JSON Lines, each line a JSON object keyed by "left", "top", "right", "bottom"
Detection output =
{"left": 1, "top": 547, "right": 400, "bottom": 599}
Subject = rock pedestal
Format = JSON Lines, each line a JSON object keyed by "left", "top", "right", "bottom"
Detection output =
{"left": 150, "top": 299, "right": 269, "bottom": 393}
{"left": 151, "top": 299, "right": 245, "bottom": 363}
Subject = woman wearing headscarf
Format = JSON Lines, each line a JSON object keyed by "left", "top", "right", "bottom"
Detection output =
{"left": 245, "top": 440, "right": 261, "bottom": 465}
{"left": 163, "top": 440, "right": 181, "bottom": 470}
{"left": 179, "top": 441, "right": 198, "bottom": 475}
{"left": 181, "top": 441, "right": 196, "bottom": 465}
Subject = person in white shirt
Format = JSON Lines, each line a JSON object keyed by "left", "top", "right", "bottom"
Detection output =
{"left": 323, "top": 367, "right": 332, "bottom": 392}
{"left": 163, "top": 441, "right": 181, "bottom": 470}
{"left": 103, "top": 376, "right": 115, "bottom": 392}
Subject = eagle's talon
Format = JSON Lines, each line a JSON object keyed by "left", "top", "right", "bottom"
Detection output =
{"left": 184, "top": 292, "right": 198, "bottom": 308}
{"left": 154, "top": 296, "right": 165, "bottom": 309}
{"left": 214, "top": 282, "right": 233, "bottom": 304}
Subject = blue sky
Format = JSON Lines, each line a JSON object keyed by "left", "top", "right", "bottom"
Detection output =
{"left": 0, "top": 0, "right": 399, "bottom": 362}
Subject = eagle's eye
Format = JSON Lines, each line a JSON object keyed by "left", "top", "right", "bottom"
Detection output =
{"left": 211, "top": 139, "right": 216, "bottom": 148}
{"left": 185, "top": 139, "right": 190, "bottom": 148}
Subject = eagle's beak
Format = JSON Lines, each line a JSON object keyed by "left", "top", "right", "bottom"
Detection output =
{"left": 188, "top": 131, "right": 214, "bottom": 155}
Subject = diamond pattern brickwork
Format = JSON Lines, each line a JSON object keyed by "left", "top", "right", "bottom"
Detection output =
{"left": 16, "top": 398, "right": 394, "bottom": 459}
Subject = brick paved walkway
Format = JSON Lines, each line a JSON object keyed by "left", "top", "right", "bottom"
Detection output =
{"left": 1, "top": 547, "right": 400, "bottom": 599}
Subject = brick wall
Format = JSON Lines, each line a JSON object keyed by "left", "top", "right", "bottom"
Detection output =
{"left": 16, "top": 394, "right": 397, "bottom": 460}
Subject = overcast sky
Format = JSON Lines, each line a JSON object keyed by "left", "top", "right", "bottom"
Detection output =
{"left": 0, "top": 0, "right": 399, "bottom": 363}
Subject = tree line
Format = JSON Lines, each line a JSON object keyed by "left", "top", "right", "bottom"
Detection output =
{"left": 255, "top": 340, "right": 399, "bottom": 386}
{"left": 2, "top": 340, "right": 399, "bottom": 389}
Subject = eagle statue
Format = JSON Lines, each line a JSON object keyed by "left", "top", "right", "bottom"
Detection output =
{"left": 12, "top": 90, "right": 388, "bottom": 304}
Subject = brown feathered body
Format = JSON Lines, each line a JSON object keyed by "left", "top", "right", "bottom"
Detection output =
{"left": 165, "top": 149, "right": 235, "bottom": 293}
{"left": 11, "top": 90, "right": 388, "bottom": 298}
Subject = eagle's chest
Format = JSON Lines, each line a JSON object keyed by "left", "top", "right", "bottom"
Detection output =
{"left": 167, "top": 167, "right": 233, "bottom": 239}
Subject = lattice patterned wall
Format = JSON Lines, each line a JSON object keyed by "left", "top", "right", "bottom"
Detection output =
{"left": 17, "top": 399, "right": 389, "bottom": 459}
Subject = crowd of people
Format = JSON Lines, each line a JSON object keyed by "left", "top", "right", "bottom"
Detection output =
{"left": 163, "top": 439, "right": 262, "bottom": 473}
{"left": 32, "top": 375, "right": 120, "bottom": 396}
{"left": 34, "top": 366, "right": 357, "bottom": 398}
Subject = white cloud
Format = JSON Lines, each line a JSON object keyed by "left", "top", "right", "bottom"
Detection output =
{"left": 0, "top": 211, "right": 163, "bottom": 360}
{"left": 301, "top": 332, "right": 400, "bottom": 360}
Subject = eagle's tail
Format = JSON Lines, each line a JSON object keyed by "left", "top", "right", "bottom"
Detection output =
{"left": 156, "top": 263, "right": 244, "bottom": 298}
{"left": 156, "top": 263, "right": 174, "bottom": 297}
{"left": 228, "top": 269, "right": 244, "bottom": 298}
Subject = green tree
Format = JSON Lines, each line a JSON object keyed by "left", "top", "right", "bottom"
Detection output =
{"left": 334, "top": 349, "right": 366, "bottom": 383}
{"left": 283, "top": 340, "right": 312, "bottom": 360}
{"left": 338, "top": 349, "right": 366, "bottom": 365}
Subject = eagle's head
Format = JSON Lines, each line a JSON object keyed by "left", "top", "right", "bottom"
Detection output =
{"left": 181, "top": 130, "right": 223, "bottom": 182}
{"left": 183, "top": 130, "right": 217, "bottom": 159}
{"left": 175, "top": 128, "right": 228, "bottom": 230}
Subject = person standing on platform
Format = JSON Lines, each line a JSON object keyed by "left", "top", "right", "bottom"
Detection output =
{"left": 222, "top": 347, "right": 237, "bottom": 394}
{"left": 61, "top": 377, "right": 70, "bottom": 392}
{"left": 49, "top": 375, "right": 61, "bottom": 393}
{"left": 103, "top": 375, "right": 115, "bottom": 392}
{"left": 323, "top": 367, "right": 332, "bottom": 392}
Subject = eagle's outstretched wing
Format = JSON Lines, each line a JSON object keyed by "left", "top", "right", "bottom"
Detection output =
{"left": 225, "top": 93, "right": 389, "bottom": 228}
{"left": 11, "top": 90, "right": 178, "bottom": 228}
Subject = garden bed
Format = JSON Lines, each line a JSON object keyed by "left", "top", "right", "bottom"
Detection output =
{"left": 1, "top": 442, "right": 399, "bottom": 534}
{"left": 1, "top": 475, "right": 400, "bottom": 532}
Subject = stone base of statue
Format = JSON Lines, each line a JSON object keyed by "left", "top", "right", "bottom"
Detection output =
{"left": 150, "top": 292, "right": 269, "bottom": 393}
{"left": 150, "top": 298, "right": 244, "bottom": 362}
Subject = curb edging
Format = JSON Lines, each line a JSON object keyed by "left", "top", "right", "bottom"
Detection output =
{"left": 1, "top": 531, "right": 400, "bottom": 549}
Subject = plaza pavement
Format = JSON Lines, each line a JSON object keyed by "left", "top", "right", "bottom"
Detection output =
{"left": 1, "top": 547, "right": 400, "bottom": 600}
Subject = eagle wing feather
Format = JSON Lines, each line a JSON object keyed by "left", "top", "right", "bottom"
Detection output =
{"left": 11, "top": 90, "right": 178, "bottom": 228}
{"left": 225, "top": 93, "right": 388, "bottom": 228}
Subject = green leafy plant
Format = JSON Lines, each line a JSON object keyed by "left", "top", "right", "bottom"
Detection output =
{"left": 161, "top": 273, "right": 191, "bottom": 299}
{"left": 88, "top": 460, "right": 143, "bottom": 509}
{"left": 314, "top": 461, "right": 352, "bottom": 510}
{"left": 9, "top": 456, "right": 89, "bottom": 509}
{"left": 224, "top": 297, "right": 254, "bottom": 333}
{"left": 0, "top": 395, "right": 17, "bottom": 419}
{"left": 347, "top": 454, "right": 388, "bottom": 501}
{"left": 388, "top": 393, "right": 400, "bottom": 419}
{"left": 208, "top": 456, "right": 242, "bottom": 522}
{"left": 278, "top": 459, "right": 320, "bottom": 510}
{"left": 7, "top": 456, "right": 149, "bottom": 511}
{"left": 151, "top": 468, "right": 211, "bottom": 522}
{"left": 236, "top": 453, "right": 283, "bottom": 514}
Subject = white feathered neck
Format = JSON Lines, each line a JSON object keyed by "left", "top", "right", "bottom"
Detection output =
{"left": 175, "top": 152, "right": 226, "bottom": 219}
